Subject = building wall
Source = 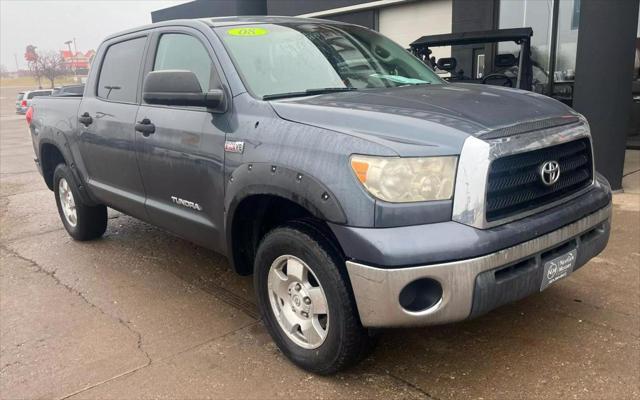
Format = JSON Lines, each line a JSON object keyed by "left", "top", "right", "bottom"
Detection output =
{"left": 573, "top": 0, "right": 639, "bottom": 189}
{"left": 379, "top": 0, "right": 452, "bottom": 60}
{"left": 451, "top": 0, "right": 496, "bottom": 79}
{"left": 266, "top": 0, "right": 374, "bottom": 16}
{"left": 151, "top": 0, "right": 266, "bottom": 22}
{"left": 326, "top": 10, "right": 377, "bottom": 29}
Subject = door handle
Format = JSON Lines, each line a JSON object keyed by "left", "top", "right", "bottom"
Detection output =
{"left": 78, "top": 112, "right": 93, "bottom": 126}
{"left": 135, "top": 118, "right": 155, "bottom": 136}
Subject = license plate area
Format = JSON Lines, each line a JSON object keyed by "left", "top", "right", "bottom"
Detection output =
{"left": 540, "top": 246, "right": 577, "bottom": 291}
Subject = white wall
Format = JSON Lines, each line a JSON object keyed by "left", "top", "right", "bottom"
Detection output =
{"left": 378, "top": 0, "right": 452, "bottom": 60}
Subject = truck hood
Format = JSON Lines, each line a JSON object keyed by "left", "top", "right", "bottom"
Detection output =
{"left": 269, "top": 83, "right": 576, "bottom": 156}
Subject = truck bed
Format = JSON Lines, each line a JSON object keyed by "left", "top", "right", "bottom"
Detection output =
{"left": 31, "top": 96, "right": 82, "bottom": 134}
{"left": 30, "top": 96, "right": 83, "bottom": 166}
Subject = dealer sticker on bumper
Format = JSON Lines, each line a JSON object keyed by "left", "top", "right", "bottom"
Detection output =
{"left": 540, "top": 249, "right": 577, "bottom": 291}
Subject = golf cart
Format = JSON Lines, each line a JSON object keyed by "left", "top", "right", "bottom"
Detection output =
{"left": 410, "top": 27, "right": 546, "bottom": 95}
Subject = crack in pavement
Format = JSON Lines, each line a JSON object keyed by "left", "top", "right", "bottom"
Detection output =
{"left": 0, "top": 187, "right": 50, "bottom": 198}
{"left": 2, "top": 227, "right": 65, "bottom": 243}
{"left": 0, "top": 360, "right": 22, "bottom": 374}
{"left": 58, "top": 364, "right": 153, "bottom": 400}
{"left": 1, "top": 242, "right": 263, "bottom": 399}
{"left": 387, "top": 372, "right": 441, "bottom": 400}
{"left": 0, "top": 190, "right": 49, "bottom": 199}
{"left": 0, "top": 245, "right": 153, "bottom": 381}
{"left": 153, "top": 320, "right": 260, "bottom": 365}
{"left": 61, "top": 321, "right": 261, "bottom": 399}
{"left": 0, "top": 170, "right": 38, "bottom": 176}
{"left": 2, "top": 217, "right": 261, "bottom": 320}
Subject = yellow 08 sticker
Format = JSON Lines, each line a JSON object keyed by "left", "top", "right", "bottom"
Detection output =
{"left": 227, "top": 27, "right": 268, "bottom": 37}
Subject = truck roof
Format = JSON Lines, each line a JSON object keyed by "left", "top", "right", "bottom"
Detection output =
{"left": 205, "top": 15, "right": 350, "bottom": 26}
{"left": 104, "top": 16, "right": 351, "bottom": 41}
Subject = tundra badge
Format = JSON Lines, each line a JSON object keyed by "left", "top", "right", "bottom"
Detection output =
{"left": 171, "top": 196, "right": 203, "bottom": 211}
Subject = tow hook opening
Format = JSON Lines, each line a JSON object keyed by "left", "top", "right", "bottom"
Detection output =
{"left": 399, "top": 278, "right": 443, "bottom": 312}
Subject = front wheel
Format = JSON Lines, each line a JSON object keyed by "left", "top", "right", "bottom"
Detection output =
{"left": 254, "top": 222, "right": 372, "bottom": 374}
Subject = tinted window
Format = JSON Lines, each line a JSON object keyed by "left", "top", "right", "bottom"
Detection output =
{"left": 16, "top": 93, "right": 24, "bottom": 101}
{"left": 67, "top": 85, "right": 84, "bottom": 94}
{"left": 62, "top": 85, "right": 84, "bottom": 94}
{"left": 98, "top": 37, "right": 146, "bottom": 102}
{"left": 153, "top": 33, "right": 213, "bottom": 91}
{"left": 28, "top": 91, "right": 51, "bottom": 99}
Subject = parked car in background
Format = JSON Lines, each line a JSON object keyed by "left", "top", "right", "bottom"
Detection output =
{"left": 16, "top": 89, "right": 54, "bottom": 114}
{"left": 52, "top": 84, "right": 85, "bottom": 97}
{"left": 29, "top": 17, "right": 612, "bottom": 374}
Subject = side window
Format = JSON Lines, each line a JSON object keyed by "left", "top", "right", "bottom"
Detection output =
{"left": 97, "top": 37, "right": 146, "bottom": 103}
{"left": 153, "top": 33, "right": 214, "bottom": 91}
{"left": 28, "top": 91, "right": 50, "bottom": 99}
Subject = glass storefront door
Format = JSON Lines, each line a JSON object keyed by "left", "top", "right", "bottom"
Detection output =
{"left": 499, "top": 0, "right": 553, "bottom": 94}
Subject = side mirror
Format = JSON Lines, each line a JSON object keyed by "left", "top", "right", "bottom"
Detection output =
{"left": 142, "top": 70, "right": 226, "bottom": 112}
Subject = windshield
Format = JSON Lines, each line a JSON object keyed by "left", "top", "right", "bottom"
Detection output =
{"left": 215, "top": 22, "right": 444, "bottom": 99}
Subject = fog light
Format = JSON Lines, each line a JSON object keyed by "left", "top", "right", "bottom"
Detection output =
{"left": 399, "top": 278, "right": 443, "bottom": 312}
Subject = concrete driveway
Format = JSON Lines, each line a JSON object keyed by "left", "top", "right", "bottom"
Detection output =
{"left": 1, "top": 85, "right": 638, "bottom": 399}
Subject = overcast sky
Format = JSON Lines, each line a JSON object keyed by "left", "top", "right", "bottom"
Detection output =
{"left": 1, "top": 0, "right": 188, "bottom": 71}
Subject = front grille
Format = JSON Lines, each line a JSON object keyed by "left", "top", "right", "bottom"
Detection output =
{"left": 486, "top": 138, "right": 593, "bottom": 222}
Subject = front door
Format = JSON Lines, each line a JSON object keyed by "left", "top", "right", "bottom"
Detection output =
{"left": 78, "top": 35, "right": 148, "bottom": 218}
{"left": 135, "top": 29, "right": 228, "bottom": 251}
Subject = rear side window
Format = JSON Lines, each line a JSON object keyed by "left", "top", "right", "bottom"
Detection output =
{"left": 153, "top": 33, "right": 214, "bottom": 91}
{"left": 98, "top": 37, "right": 146, "bottom": 102}
{"left": 28, "top": 91, "right": 51, "bottom": 99}
{"left": 66, "top": 86, "right": 84, "bottom": 94}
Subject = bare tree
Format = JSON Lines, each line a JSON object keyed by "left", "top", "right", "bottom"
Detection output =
{"left": 37, "top": 51, "right": 68, "bottom": 88}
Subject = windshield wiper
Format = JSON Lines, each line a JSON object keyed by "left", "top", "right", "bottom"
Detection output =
{"left": 263, "top": 87, "right": 357, "bottom": 100}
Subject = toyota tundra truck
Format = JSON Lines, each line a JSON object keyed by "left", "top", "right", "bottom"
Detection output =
{"left": 28, "top": 17, "right": 612, "bottom": 374}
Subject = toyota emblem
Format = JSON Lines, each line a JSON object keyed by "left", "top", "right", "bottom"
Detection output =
{"left": 540, "top": 160, "right": 560, "bottom": 186}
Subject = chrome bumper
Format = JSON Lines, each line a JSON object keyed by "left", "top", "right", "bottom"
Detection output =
{"left": 346, "top": 204, "right": 611, "bottom": 328}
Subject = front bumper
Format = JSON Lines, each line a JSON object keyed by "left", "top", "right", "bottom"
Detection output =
{"left": 345, "top": 204, "right": 611, "bottom": 327}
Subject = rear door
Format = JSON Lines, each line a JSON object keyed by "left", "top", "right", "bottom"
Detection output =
{"left": 77, "top": 34, "right": 149, "bottom": 218}
{"left": 134, "top": 27, "right": 229, "bottom": 251}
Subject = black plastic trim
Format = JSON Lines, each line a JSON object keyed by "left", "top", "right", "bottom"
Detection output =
{"left": 374, "top": 199, "right": 452, "bottom": 227}
{"left": 469, "top": 218, "right": 610, "bottom": 318}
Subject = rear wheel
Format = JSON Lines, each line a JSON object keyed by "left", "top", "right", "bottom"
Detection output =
{"left": 254, "top": 222, "right": 372, "bottom": 374}
{"left": 53, "top": 164, "right": 107, "bottom": 241}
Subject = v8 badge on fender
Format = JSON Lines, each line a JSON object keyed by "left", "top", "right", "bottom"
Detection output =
{"left": 224, "top": 141, "right": 244, "bottom": 154}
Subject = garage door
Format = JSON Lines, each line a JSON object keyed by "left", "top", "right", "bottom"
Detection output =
{"left": 378, "top": 0, "right": 452, "bottom": 61}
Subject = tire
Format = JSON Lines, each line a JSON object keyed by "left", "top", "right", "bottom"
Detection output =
{"left": 254, "top": 221, "right": 372, "bottom": 374}
{"left": 53, "top": 164, "right": 107, "bottom": 241}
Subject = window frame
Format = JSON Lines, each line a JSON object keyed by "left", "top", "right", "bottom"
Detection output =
{"left": 140, "top": 26, "right": 227, "bottom": 112}
{"left": 152, "top": 32, "right": 216, "bottom": 93}
{"left": 94, "top": 33, "right": 149, "bottom": 105}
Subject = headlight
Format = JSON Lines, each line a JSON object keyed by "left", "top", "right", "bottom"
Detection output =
{"left": 350, "top": 155, "right": 457, "bottom": 202}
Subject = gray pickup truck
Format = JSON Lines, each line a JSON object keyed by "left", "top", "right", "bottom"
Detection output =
{"left": 29, "top": 16, "right": 611, "bottom": 374}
